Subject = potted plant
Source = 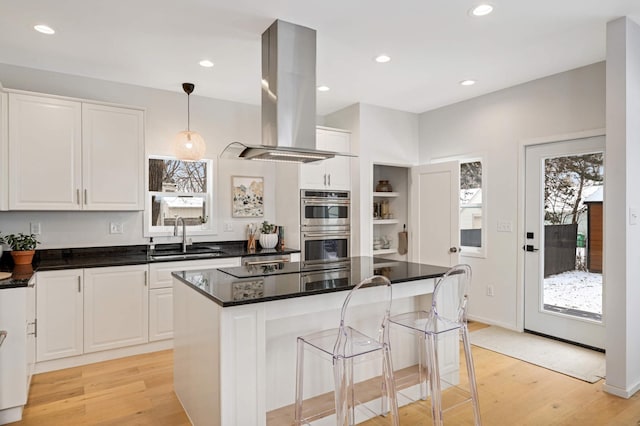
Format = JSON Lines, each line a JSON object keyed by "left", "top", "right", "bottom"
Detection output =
{"left": 2, "top": 233, "right": 40, "bottom": 265}
{"left": 259, "top": 221, "right": 279, "bottom": 249}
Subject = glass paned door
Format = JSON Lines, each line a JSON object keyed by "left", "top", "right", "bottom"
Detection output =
{"left": 524, "top": 136, "right": 605, "bottom": 349}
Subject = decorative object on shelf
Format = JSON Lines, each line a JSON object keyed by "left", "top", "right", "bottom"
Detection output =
{"left": 278, "top": 226, "right": 285, "bottom": 249}
{"left": 376, "top": 180, "right": 393, "bottom": 192}
{"left": 259, "top": 221, "right": 279, "bottom": 249}
{"left": 174, "top": 82, "right": 206, "bottom": 161}
{"left": 1, "top": 233, "right": 40, "bottom": 265}
{"left": 232, "top": 176, "right": 264, "bottom": 217}
{"left": 381, "top": 199, "right": 390, "bottom": 219}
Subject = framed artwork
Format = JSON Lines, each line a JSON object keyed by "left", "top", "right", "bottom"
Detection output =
{"left": 232, "top": 176, "right": 264, "bottom": 217}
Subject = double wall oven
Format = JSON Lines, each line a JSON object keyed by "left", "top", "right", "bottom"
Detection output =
{"left": 300, "top": 190, "right": 350, "bottom": 264}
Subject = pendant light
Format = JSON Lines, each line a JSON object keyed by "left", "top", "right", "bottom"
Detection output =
{"left": 174, "top": 82, "right": 206, "bottom": 161}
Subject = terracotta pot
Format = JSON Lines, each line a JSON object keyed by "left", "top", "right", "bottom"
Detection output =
{"left": 12, "top": 264, "right": 34, "bottom": 280}
{"left": 11, "top": 250, "right": 35, "bottom": 265}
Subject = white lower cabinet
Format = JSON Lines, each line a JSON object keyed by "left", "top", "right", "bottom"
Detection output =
{"left": 149, "top": 288, "right": 174, "bottom": 342}
{"left": 0, "top": 284, "right": 35, "bottom": 424}
{"left": 147, "top": 257, "right": 241, "bottom": 341}
{"left": 83, "top": 265, "right": 148, "bottom": 353}
{"left": 36, "top": 270, "right": 84, "bottom": 362}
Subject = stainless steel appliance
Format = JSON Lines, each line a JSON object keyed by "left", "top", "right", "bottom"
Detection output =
{"left": 300, "top": 190, "right": 351, "bottom": 264}
{"left": 300, "top": 190, "right": 350, "bottom": 228}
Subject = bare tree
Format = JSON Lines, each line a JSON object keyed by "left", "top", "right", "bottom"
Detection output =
{"left": 544, "top": 153, "right": 603, "bottom": 224}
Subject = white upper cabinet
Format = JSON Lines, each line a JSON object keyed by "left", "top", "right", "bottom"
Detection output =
{"left": 300, "top": 127, "right": 351, "bottom": 190}
{"left": 82, "top": 103, "right": 144, "bottom": 210}
{"left": 9, "top": 94, "right": 83, "bottom": 210}
{"left": 7, "top": 91, "right": 145, "bottom": 211}
{"left": 0, "top": 92, "right": 8, "bottom": 211}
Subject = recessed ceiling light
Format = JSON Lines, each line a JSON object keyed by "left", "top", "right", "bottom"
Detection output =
{"left": 34, "top": 24, "right": 55, "bottom": 35}
{"left": 470, "top": 4, "right": 494, "bottom": 16}
{"left": 460, "top": 79, "right": 477, "bottom": 86}
{"left": 199, "top": 59, "right": 214, "bottom": 68}
{"left": 374, "top": 54, "right": 391, "bottom": 63}
{"left": 317, "top": 85, "right": 330, "bottom": 92}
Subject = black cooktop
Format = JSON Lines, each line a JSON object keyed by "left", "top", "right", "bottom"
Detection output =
{"left": 218, "top": 260, "right": 347, "bottom": 278}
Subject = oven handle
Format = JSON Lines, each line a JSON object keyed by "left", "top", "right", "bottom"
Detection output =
{"left": 303, "top": 233, "right": 351, "bottom": 238}
{"left": 302, "top": 200, "right": 350, "bottom": 205}
{"left": 244, "top": 259, "right": 289, "bottom": 266}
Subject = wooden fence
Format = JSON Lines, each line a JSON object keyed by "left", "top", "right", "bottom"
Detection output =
{"left": 544, "top": 224, "right": 577, "bottom": 277}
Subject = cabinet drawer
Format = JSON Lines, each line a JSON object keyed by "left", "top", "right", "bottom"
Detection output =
{"left": 148, "top": 257, "right": 241, "bottom": 289}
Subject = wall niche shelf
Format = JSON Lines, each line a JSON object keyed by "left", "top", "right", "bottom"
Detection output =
{"left": 373, "top": 219, "right": 399, "bottom": 225}
{"left": 372, "top": 165, "right": 410, "bottom": 259}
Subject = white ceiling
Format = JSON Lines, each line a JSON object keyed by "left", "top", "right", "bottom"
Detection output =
{"left": 1, "top": 1, "right": 639, "bottom": 115}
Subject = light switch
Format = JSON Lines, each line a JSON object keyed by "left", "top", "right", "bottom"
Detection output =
{"left": 497, "top": 220, "right": 513, "bottom": 233}
{"left": 30, "top": 222, "right": 41, "bottom": 235}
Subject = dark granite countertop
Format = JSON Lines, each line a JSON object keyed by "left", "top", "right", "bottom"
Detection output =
{"left": 0, "top": 242, "right": 300, "bottom": 290}
{"left": 172, "top": 257, "right": 450, "bottom": 307}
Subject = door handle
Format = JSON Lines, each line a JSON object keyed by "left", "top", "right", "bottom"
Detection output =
{"left": 522, "top": 245, "right": 539, "bottom": 252}
{"left": 0, "top": 330, "right": 6, "bottom": 347}
{"left": 449, "top": 247, "right": 461, "bottom": 253}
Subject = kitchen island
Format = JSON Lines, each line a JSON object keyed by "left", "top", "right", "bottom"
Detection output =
{"left": 172, "top": 257, "right": 451, "bottom": 426}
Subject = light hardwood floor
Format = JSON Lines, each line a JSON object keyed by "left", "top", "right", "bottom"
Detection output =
{"left": 10, "top": 323, "right": 640, "bottom": 425}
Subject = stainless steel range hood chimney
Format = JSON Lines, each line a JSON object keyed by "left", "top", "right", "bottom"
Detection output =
{"left": 221, "top": 20, "right": 339, "bottom": 163}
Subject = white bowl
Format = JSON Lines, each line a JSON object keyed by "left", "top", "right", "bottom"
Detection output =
{"left": 259, "top": 233, "right": 279, "bottom": 249}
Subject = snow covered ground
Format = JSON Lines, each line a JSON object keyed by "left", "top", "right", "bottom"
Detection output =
{"left": 544, "top": 270, "right": 602, "bottom": 315}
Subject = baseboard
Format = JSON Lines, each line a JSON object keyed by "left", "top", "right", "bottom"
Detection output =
{"left": 466, "top": 314, "right": 518, "bottom": 331}
{"left": 603, "top": 380, "right": 640, "bottom": 399}
{"left": 0, "top": 406, "right": 23, "bottom": 425}
{"left": 34, "top": 339, "right": 173, "bottom": 374}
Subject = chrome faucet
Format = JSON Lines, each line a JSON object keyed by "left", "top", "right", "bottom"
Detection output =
{"left": 174, "top": 216, "right": 189, "bottom": 253}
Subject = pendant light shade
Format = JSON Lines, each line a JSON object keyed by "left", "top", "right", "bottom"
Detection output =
{"left": 174, "top": 82, "right": 206, "bottom": 161}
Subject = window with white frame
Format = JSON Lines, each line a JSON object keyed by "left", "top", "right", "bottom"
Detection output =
{"left": 146, "top": 157, "right": 215, "bottom": 236}
{"left": 460, "top": 160, "right": 485, "bottom": 256}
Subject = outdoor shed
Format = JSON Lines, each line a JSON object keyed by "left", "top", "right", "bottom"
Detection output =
{"left": 584, "top": 187, "right": 603, "bottom": 273}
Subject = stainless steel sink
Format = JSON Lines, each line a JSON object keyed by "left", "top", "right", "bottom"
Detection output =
{"left": 149, "top": 246, "right": 226, "bottom": 261}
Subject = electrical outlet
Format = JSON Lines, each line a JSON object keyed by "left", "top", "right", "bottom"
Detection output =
{"left": 109, "top": 222, "right": 124, "bottom": 234}
{"left": 224, "top": 222, "right": 233, "bottom": 232}
{"left": 30, "top": 222, "right": 41, "bottom": 235}
{"left": 486, "top": 284, "right": 495, "bottom": 297}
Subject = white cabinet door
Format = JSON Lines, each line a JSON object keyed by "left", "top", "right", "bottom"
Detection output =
{"left": 0, "top": 287, "right": 29, "bottom": 412}
{"left": 8, "top": 93, "right": 82, "bottom": 210}
{"left": 36, "top": 270, "right": 84, "bottom": 362}
{"left": 83, "top": 265, "right": 148, "bottom": 353}
{"left": 318, "top": 128, "right": 351, "bottom": 191}
{"left": 82, "top": 103, "right": 144, "bottom": 210}
{"left": 300, "top": 128, "right": 351, "bottom": 190}
{"left": 149, "top": 288, "right": 173, "bottom": 341}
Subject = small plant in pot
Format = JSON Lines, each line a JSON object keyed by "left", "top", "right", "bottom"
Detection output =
{"left": 2, "top": 233, "right": 40, "bottom": 265}
{"left": 259, "top": 221, "right": 279, "bottom": 249}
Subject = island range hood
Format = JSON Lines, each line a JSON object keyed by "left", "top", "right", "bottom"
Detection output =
{"left": 221, "top": 20, "right": 343, "bottom": 163}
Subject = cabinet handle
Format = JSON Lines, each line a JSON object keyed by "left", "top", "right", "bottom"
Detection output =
{"left": 27, "top": 319, "right": 37, "bottom": 337}
{"left": 323, "top": 174, "right": 327, "bottom": 186}
{"left": 0, "top": 330, "right": 6, "bottom": 347}
{"left": 76, "top": 189, "right": 80, "bottom": 205}
{"left": 144, "top": 270, "right": 148, "bottom": 286}
{"left": 328, "top": 174, "right": 331, "bottom": 186}
{"left": 77, "top": 276, "right": 81, "bottom": 293}
{"left": 84, "top": 189, "right": 88, "bottom": 205}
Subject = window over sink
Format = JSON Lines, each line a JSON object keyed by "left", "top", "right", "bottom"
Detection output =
{"left": 144, "top": 156, "right": 216, "bottom": 237}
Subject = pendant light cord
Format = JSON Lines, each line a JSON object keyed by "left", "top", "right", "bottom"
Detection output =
{"left": 187, "top": 93, "right": 190, "bottom": 132}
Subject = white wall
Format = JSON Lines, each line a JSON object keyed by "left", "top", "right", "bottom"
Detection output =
{"left": 418, "top": 62, "right": 606, "bottom": 329}
{"left": 603, "top": 17, "right": 640, "bottom": 398}
{"left": 326, "top": 103, "right": 419, "bottom": 256}
{"left": 0, "top": 63, "right": 284, "bottom": 248}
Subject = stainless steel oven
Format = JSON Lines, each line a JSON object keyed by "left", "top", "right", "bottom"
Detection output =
{"left": 301, "top": 226, "right": 350, "bottom": 264}
{"left": 300, "top": 266, "right": 351, "bottom": 291}
{"left": 300, "top": 190, "right": 350, "bottom": 228}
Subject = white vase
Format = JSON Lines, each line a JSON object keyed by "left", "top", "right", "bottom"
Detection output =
{"left": 259, "top": 233, "right": 278, "bottom": 249}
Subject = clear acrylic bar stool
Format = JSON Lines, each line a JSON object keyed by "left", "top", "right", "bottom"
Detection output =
{"left": 389, "top": 264, "right": 481, "bottom": 426}
{"left": 294, "top": 275, "right": 399, "bottom": 426}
